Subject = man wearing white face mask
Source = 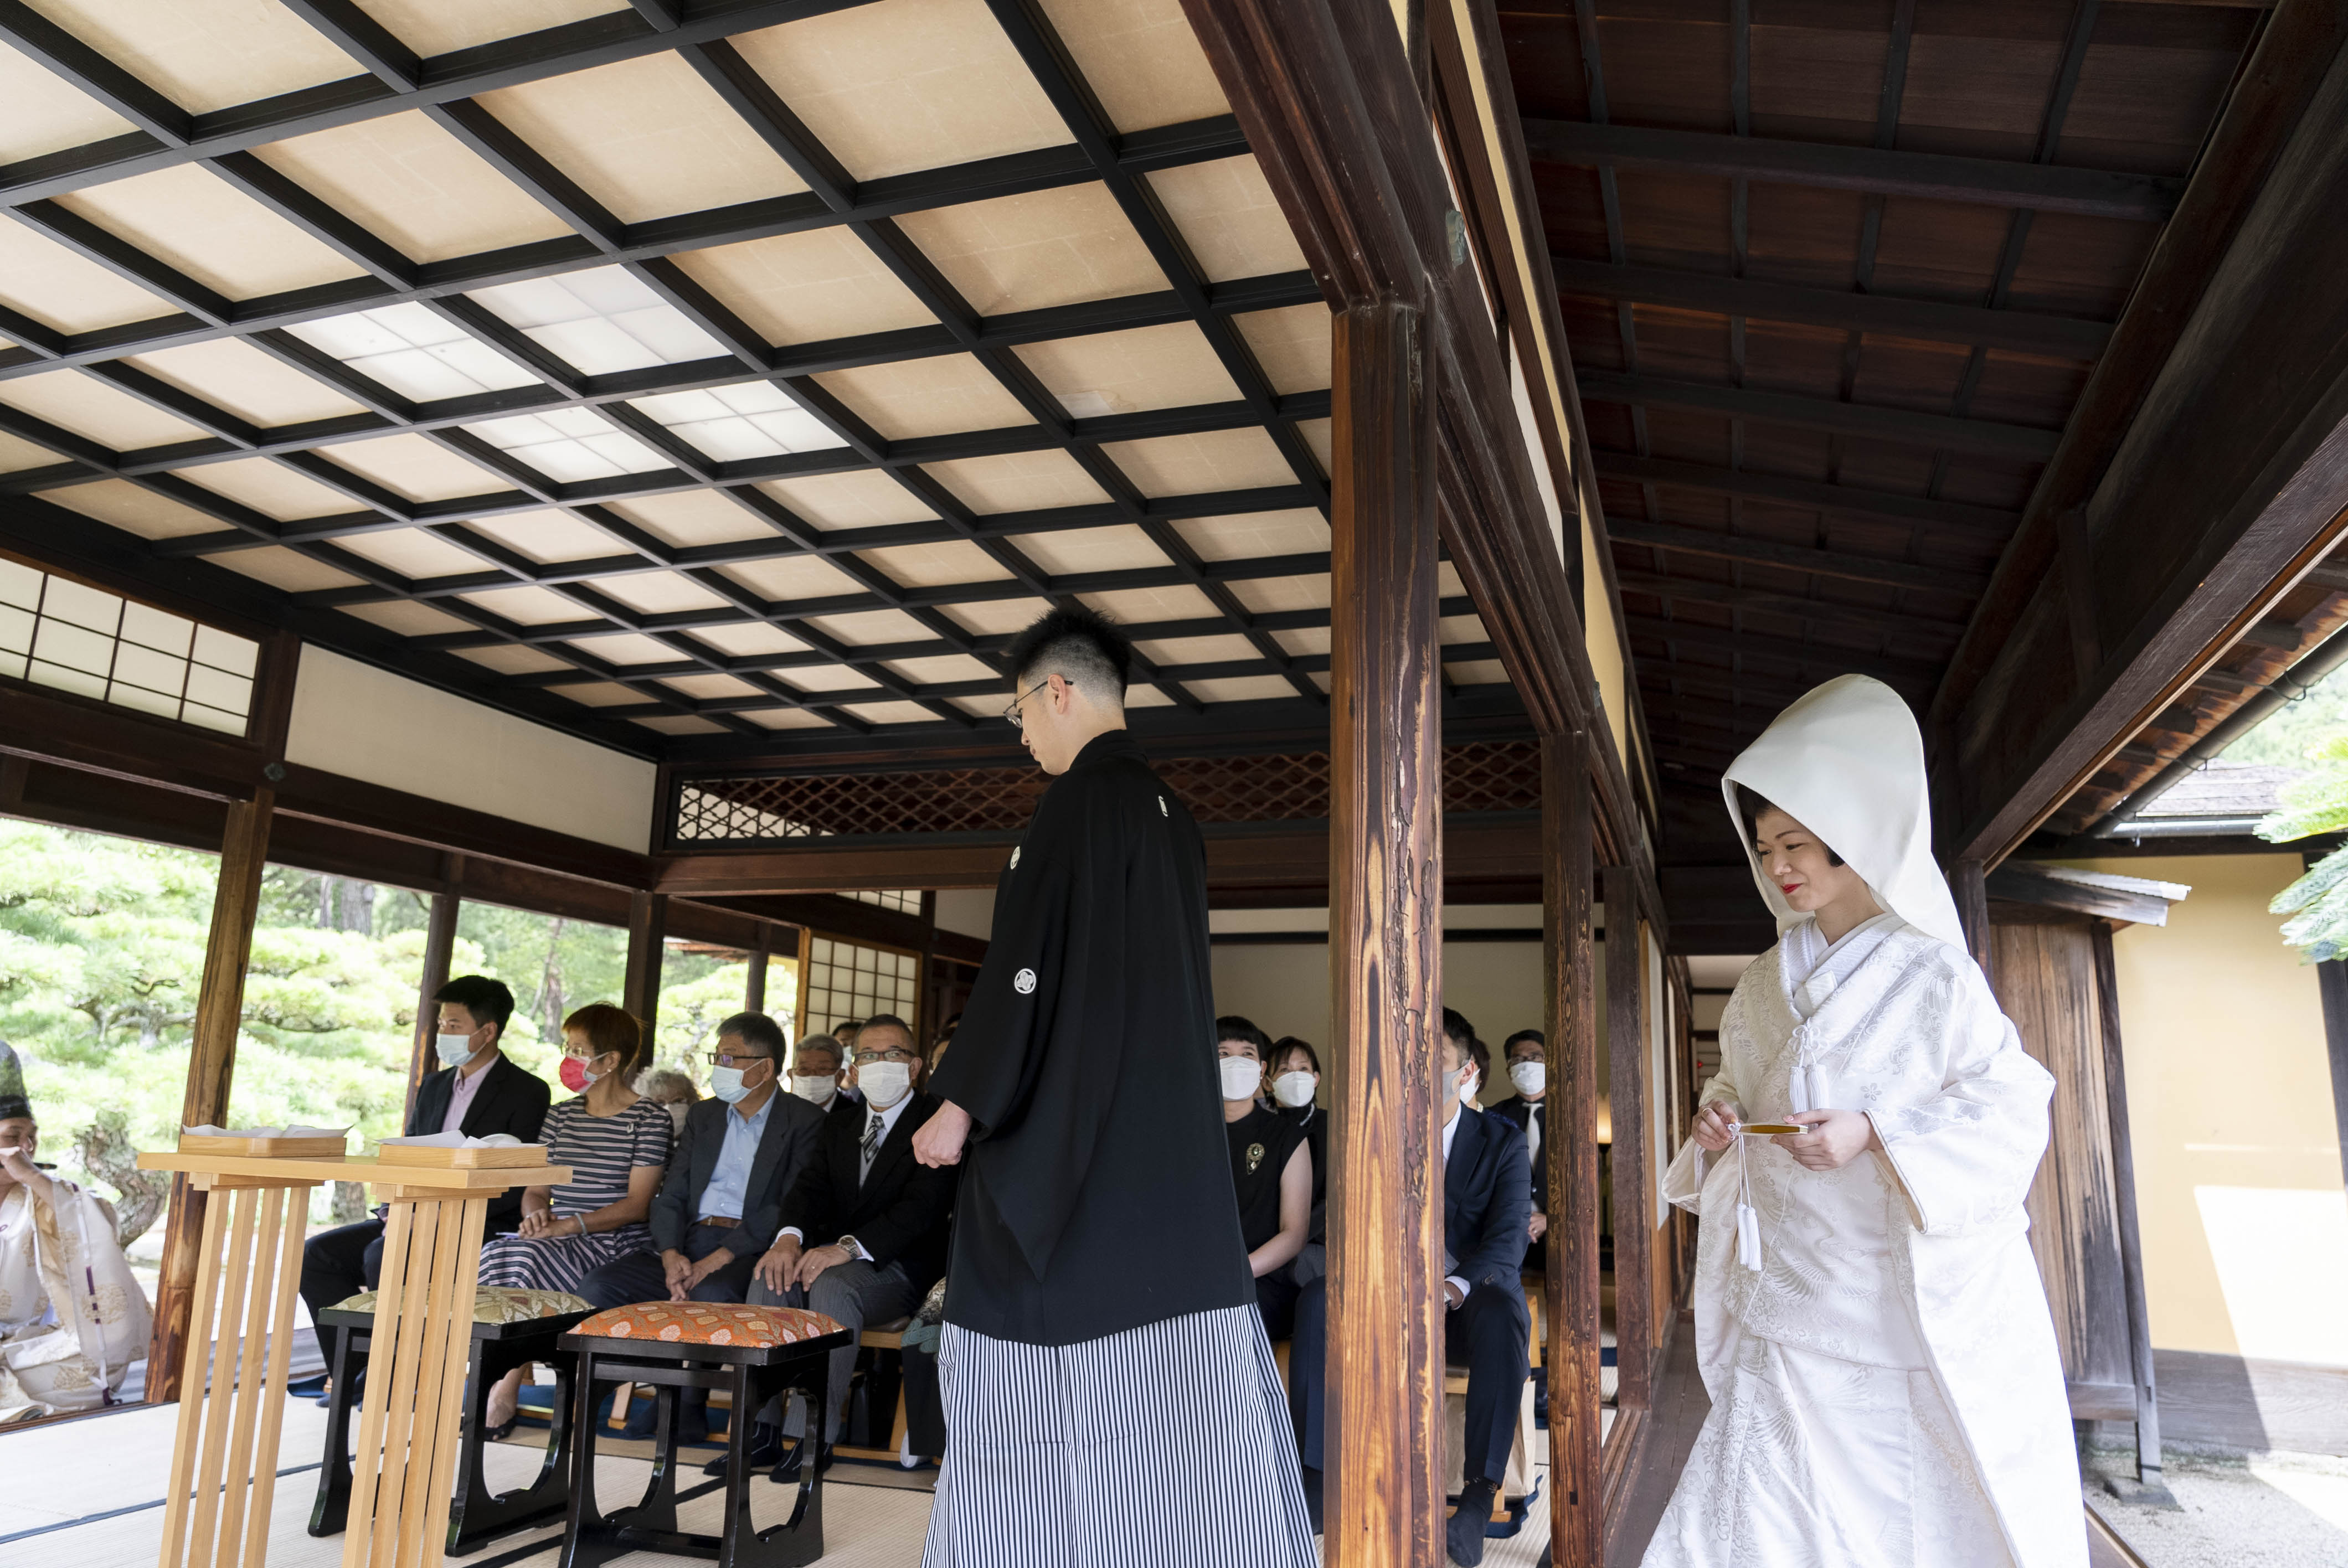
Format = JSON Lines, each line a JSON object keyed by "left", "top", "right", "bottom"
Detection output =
{"left": 785, "top": 1033, "right": 861, "bottom": 1129}
{"left": 1483, "top": 1028, "right": 1551, "bottom": 1267}
{"left": 298, "top": 976, "right": 550, "bottom": 1327}
{"left": 724, "top": 1015, "right": 955, "bottom": 1478}
{"left": 1214, "top": 1018, "right": 1311, "bottom": 1341}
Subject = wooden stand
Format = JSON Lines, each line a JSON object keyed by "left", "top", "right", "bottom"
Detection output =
{"left": 135, "top": 1152, "right": 568, "bottom": 1568}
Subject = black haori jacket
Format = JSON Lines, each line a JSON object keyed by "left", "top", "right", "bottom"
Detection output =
{"left": 927, "top": 729, "right": 1253, "bottom": 1346}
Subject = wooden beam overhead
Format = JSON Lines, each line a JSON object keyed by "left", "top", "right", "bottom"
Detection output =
{"left": 1614, "top": 569, "right": 1970, "bottom": 637}
{"left": 1607, "top": 519, "right": 1990, "bottom": 595}
{"left": 1522, "top": 119, "right": 2183, "bottom": 221}
{"left": 1626, "top": 614, "right": 1944, "bottom": 687}
{"left": 1554, "top": 258, "right": 2113, "bottom": 359}
{"left": 1597, "top": 453, "right": 2022, "bottom": 539}
{"left": 1578, "top": 373, "right": 2064, "bottom": 460}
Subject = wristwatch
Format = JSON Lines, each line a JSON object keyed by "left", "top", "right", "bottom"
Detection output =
{"left": 836, "top": 1235, "right": 866, "bottom": 1261}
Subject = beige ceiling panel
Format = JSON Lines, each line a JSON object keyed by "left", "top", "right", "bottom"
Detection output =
{"left": 1226, "top": 572, "right": 1327, "bottom": 613}
{"left": 1012, "top": 322, "right": 1240, "bottom": 415}
{"left": 124, "top": 339, "right": 369, "bottom": 429}
{"left": 1295, "top": 416, "right": 1331, "bottom": 477}
{"left": 634, "top": 714, "right": 730, "bottom": 735}
{"left": 841, "top": 699, "right": 941, "bottom": 725}
{"left": 1003, "top": 524, "right": 1167, "bottom": 576}
{"left": 812, "top": 354, "right": 1034, "bottom": 440}
{"left": 452, "top": 643, "right": 573, "bottom": 675}
{"left": 320, "top": 432, "right": 505, "bottom": 501}
{"left": 601, "top": 488, "right": 777, "bottom": 548}
{"left": 742, "top": 705, "right": 834, "bottom": 729}
{"left": 1440, "top": 612, "right": 1489, "bottom": 644}
{"left": 672, "top": 228, "right": 936, "bottom": 347}
{"left": 176, "top": 456, "right": 358, "bottom": 520}
{"left": 0, "top": 368, "right": 208, "bottom": 450}
{"left": 0, "top": 430, "right": 61, "bottom": 473}
{"left": 802, "top": 607, "right": 930, "bottom": 645}
{"left": 42, "top": 478, "right": 231, "bottom": 540}
{"left": 1271, "top": 625, "right": 1329, "bottom": 657}
{"left": 0, "top": 39, "right": 132, "bottom": 162}
{"left": 1123, "top": 683, "right": 1173, "bottom": 707}
{"left": 949, "top": 694, "right": 999, "bottom": 718}
{"left": 940, "top": 596, "right": 1051, "bottom": 636}
{"left": 461, "top": 508, "right": 622, "bottom": 563}
{"left": 1446, "top": 659, "right": 1510, "bottom": 687}
{"left": 1171, "top": 507, "right": 1329, "bottom": 561}
{"left": 896, "top": 184, "right": 1166, "bottom": 314}
{"left": 854, "top": 539, "right": 1012, "bottom": 588}
{"left": 719, "top": 554, "right": 864, "bottom": 603}
{"left": 1183, "top": 674, "right": 1294, "bottom": 704}
{"left": 1234, "top": 304, "right": 1331, "bottom": 395}
{"left": 756, "top": 470, "right": 935, "bottom": 530}
{"left": 882, "top": 653, "right": 995, "bottom": 684}
{"left": 1100, "top": 426, "right": 1295, "bottom": 497}
{"left": 251, "top": 111, "right": 573, "bottom": 264}
{"left": 334, "top": 527, "right": 493, "bottom": 580}
{"left": 922, "top": 448, "right": 1110, "bottom": 513}
{"left": 475, "top": 53, "right": 809, "bottom": 225}
{"left": 459, "top": 584, "right": 586, "bottom": 625}
{"left": 24, "top": 0, "right": 359, "bottom": 112}
{"left": 1033, "top": 0, "right": 1228, "bottom": 132}
{"left": 1077, "top": 583, "right": 1216, "bottom": 621}
{"left": 596, "top": 570, "right": 734, "bottom": 616}
{"left": 339, "top": 599, "right": 476, "bottom": 637}
{"left": 732, "top": 0, "right": 1068, "bottom": 182}
{"left": 212, "top": 546, "right": 365, "bottom": 593}
{"left": 775, "top": 662, "right": 880, "bottom": 692}
{"left": 552, "top": 680, "right": 641, "bottom": 706}
{"left": 1136, "top": 632, "right": 1255, "bottom": 666}
{"left": 55, "top": 165, "right": 365, "bottom": 300}
{"left": 1439, "top": 561, "right": 1466, "bottom": 598}
{"left": 660, "top": 672, "right": 764, "bottom": 700}
{"left": 354, "top": 0, "right": 627, "bottom": 58}
{"left": 1309, "top": 669, "right": 1331, "bottom": 693}
{"left": 565, "top": 631, "right": 678, "bottom": 666}
{"left": 686, "top": 621, "right": 809, "bottom": 657}
{"left": 0, "top": 221, "right": 173, "bottom": 333}
{"left": 1146, "top": 154, "right": 1308, "bottom": 281}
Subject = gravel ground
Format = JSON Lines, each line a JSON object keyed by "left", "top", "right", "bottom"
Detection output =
{"left": 2088, "top": 1446, "right": 2348, "bottom": 1567}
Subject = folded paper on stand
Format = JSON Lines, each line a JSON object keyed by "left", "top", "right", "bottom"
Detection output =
{"left": 379, "top": 1132, "right": 527, "bottom": 1149}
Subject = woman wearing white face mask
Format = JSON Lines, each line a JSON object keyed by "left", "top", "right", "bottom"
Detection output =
{"left": 1215, "top": 1018, "right": 1312, "bottom": 1342}
{"left": 1266, "top": 1037, "right": 1328, "bottom": 1269}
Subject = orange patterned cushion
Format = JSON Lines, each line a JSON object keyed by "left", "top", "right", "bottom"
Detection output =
{"left": 573, "top": 1302, "right": 845, "bottom": 1349}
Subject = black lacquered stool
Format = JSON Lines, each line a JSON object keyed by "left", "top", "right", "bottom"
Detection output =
{"left": 558, "top": 1302, "right": 850, "bottom": 1568}
{"left": 309, "top": 1287, "right": 592, "bottom": 1554}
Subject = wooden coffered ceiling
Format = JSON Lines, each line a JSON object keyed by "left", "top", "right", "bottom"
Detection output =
{"left": 0, "top": 0, "right": 1515, "bottom": 764}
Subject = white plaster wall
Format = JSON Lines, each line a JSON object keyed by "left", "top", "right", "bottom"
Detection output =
{"left": 934, "top": 888, "right": 996, "bottom": 940}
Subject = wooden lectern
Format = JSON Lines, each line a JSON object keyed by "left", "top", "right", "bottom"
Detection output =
{"left": 137, "top": 1147, "right": 568, "bottom": 1568}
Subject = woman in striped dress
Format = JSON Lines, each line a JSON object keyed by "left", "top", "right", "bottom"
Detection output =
{"left": 479, "top": 1003, "right": 673, "bottom": 1433}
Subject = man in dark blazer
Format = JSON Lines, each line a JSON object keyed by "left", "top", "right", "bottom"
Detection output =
{"left": 719, "top": 1013, "right": 953, "bottom": 1475}
{"left": 298, "top": 976, "right": 549, "bottom": 1324}
{"left": 1290, "top": 1009, "right": 1531, "bottom": 1565}
{"left": 1482, "top": 1027, "right": 1550, "bottom": 1270}
{"left": 575, "top": 1009, "right": 826, "bottom": 1440}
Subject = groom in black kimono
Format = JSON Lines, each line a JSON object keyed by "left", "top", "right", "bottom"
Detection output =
{"left": 912, "top": 608, "right": 1315, "bottom": 1567}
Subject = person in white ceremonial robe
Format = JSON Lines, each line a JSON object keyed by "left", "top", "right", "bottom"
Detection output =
{"left": 0, "top": 1096, "right": 152, "bottom": 1421}
{"left": 1644, "top": 674, "right": 2084, "bottom": 1568}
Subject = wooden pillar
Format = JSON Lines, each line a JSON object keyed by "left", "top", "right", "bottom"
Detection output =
{"left": 1543, "top": 736, "right": 1600, "bottom": 1565}
{"left": 1951, "top": 857, "right": 1994, "bottom": 984}
{"left": 792, "top": 925, "right": 813, "bottom": 1037}
{"left": 1325, "top": 297, "right": 1443, "bottom": 1568}
{"left": 401, "top": 879, "right": 462, "bottom": 1128}
{"left": 745, "top": 920, "right": 773, "bottom": 1014}
{"left": 148, "top": 788, "right": 274, "bottom": 1404}
{"left": 2320, "top": 959, "right": 2348, "bottom": 1195}
{"left": 623, "top": 891, "right": 668, "bottom": 1035}
{"left": 1604, "top": 877, "right": 1652, "bottom": 1416}
{"left": 2094, "top": 920, "right": 2165, "bottom": 1490}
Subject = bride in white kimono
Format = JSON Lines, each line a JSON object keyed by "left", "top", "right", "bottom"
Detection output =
{"left": 1644, "top": 675, "right": 2084, "bottom": 1568}
{"left": 0, "top": 1100, "right": 152, "bottom": 1420}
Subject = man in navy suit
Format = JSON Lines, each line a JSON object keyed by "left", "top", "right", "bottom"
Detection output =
{"left": 1290, "top": 1008, "right": 1531, "bottom": 1565}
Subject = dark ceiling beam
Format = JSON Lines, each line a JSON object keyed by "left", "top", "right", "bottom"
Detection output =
{"left": 1625, "top": 614, "right": 1940, "bottom": 688}
{"left": 1522, "top": 118, "right": 2182, "bottom": 221}
{"left": 1578, "top": 373, "right": 2063, "bottom": 460}
{"left": 1606, "top": 518, "right": 1989, "bottom": 596}
{"left": 1613, "top": 569, "right": 1970, "bottom": 636}
{"left": 1595, "top": 452, "right": 2021, "bottom": 539}
{"left": 1553, "top": 257, "right": 2112, "bottom": 359}
{"left": 1637, "top": 663, "right": 1842, "bottom": 716}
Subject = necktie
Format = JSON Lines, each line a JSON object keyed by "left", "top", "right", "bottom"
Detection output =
{"left": 860, "top": 1111, "right": 883, "bottom": 1184}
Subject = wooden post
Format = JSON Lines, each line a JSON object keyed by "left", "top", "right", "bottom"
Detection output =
{"left": 745, "top": 920, "right": 772, "bottom": 1014}
{"left": 2094, "top": 920, "right": 2165, "bottom": 1492}
{"left": 1326, "top": 296, "right": 1443, "bottom": 1568}
{"left": 2321, "top": 959, "right": 2348, "bottom": 1195}
{"left": 623, "top": 891, "right": 668, "bottom": 1035}
{"left": 1604, "top": 878, "right": 1651, "bottom": 1416}
{"left": 1951, "top": 857, "right": 1994, "bottom": 986}
{"left": 793, "top": 925, "right": 813, "bottom": 1037}
{"left": 148, "top": 788, "right": 274, "bottom": 1404}
{"left": 1544, "top": 736, "right": 1600, "bottom": 1565}
{"left": 402, "top": 880, "right": 462, "bottom": 1129}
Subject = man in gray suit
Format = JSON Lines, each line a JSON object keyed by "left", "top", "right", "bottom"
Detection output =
{"left": 576, "top": 1010, "right": 824, "bottom": 1440}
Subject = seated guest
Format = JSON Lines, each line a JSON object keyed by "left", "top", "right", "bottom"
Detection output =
{"left": 1482, "top": 1029, "right": 1549, "bottom": 1262}
{"left": 1217, "top": 1018, "right": 1311, "bottom": 1339}
{"left": 722, "top": 1013, "right": 954, "bottom": 1476}
{"left": 638, "top": 1067, "right": 698, "bottom": 1138}
{"left": 786, "top": 1032, "right": 859, "bottom": 1124}
{"left": 0, "top": 1096, "right": 152, "bottom": 1418}
{"left": 575, "top": 1011, "right": 824, "bottom": 1441}
{"left": 300, "top": 977, "right": 549, "bottom": 1325}
{"left": 928, "top": 1013, "right": 961, "bottom": 1073}
{"left": 477, "top": 1004, "right": 673, "bottom": 1435}
{"left": 1293, "top": 1008, "right": 1531, "bottom": 1563}
{"left": 1269, "top": 1035, "right": 1330, "bottom": 1282}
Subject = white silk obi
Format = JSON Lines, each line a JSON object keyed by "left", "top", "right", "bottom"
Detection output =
{"left": 1660, "top": 918, "right": 2086, "bottom": 1568}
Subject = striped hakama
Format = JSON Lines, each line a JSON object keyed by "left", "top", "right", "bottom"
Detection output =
{"left": 921, "top": 1303, "right": 1316, "bottom": 1568}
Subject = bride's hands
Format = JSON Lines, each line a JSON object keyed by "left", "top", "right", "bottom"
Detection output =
{"left": 1692, "top": 1101, "right": 1738, "bottom": 1152}
{"left": 1776, "top": 1108, "right": 1880, "bottom": 1171}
